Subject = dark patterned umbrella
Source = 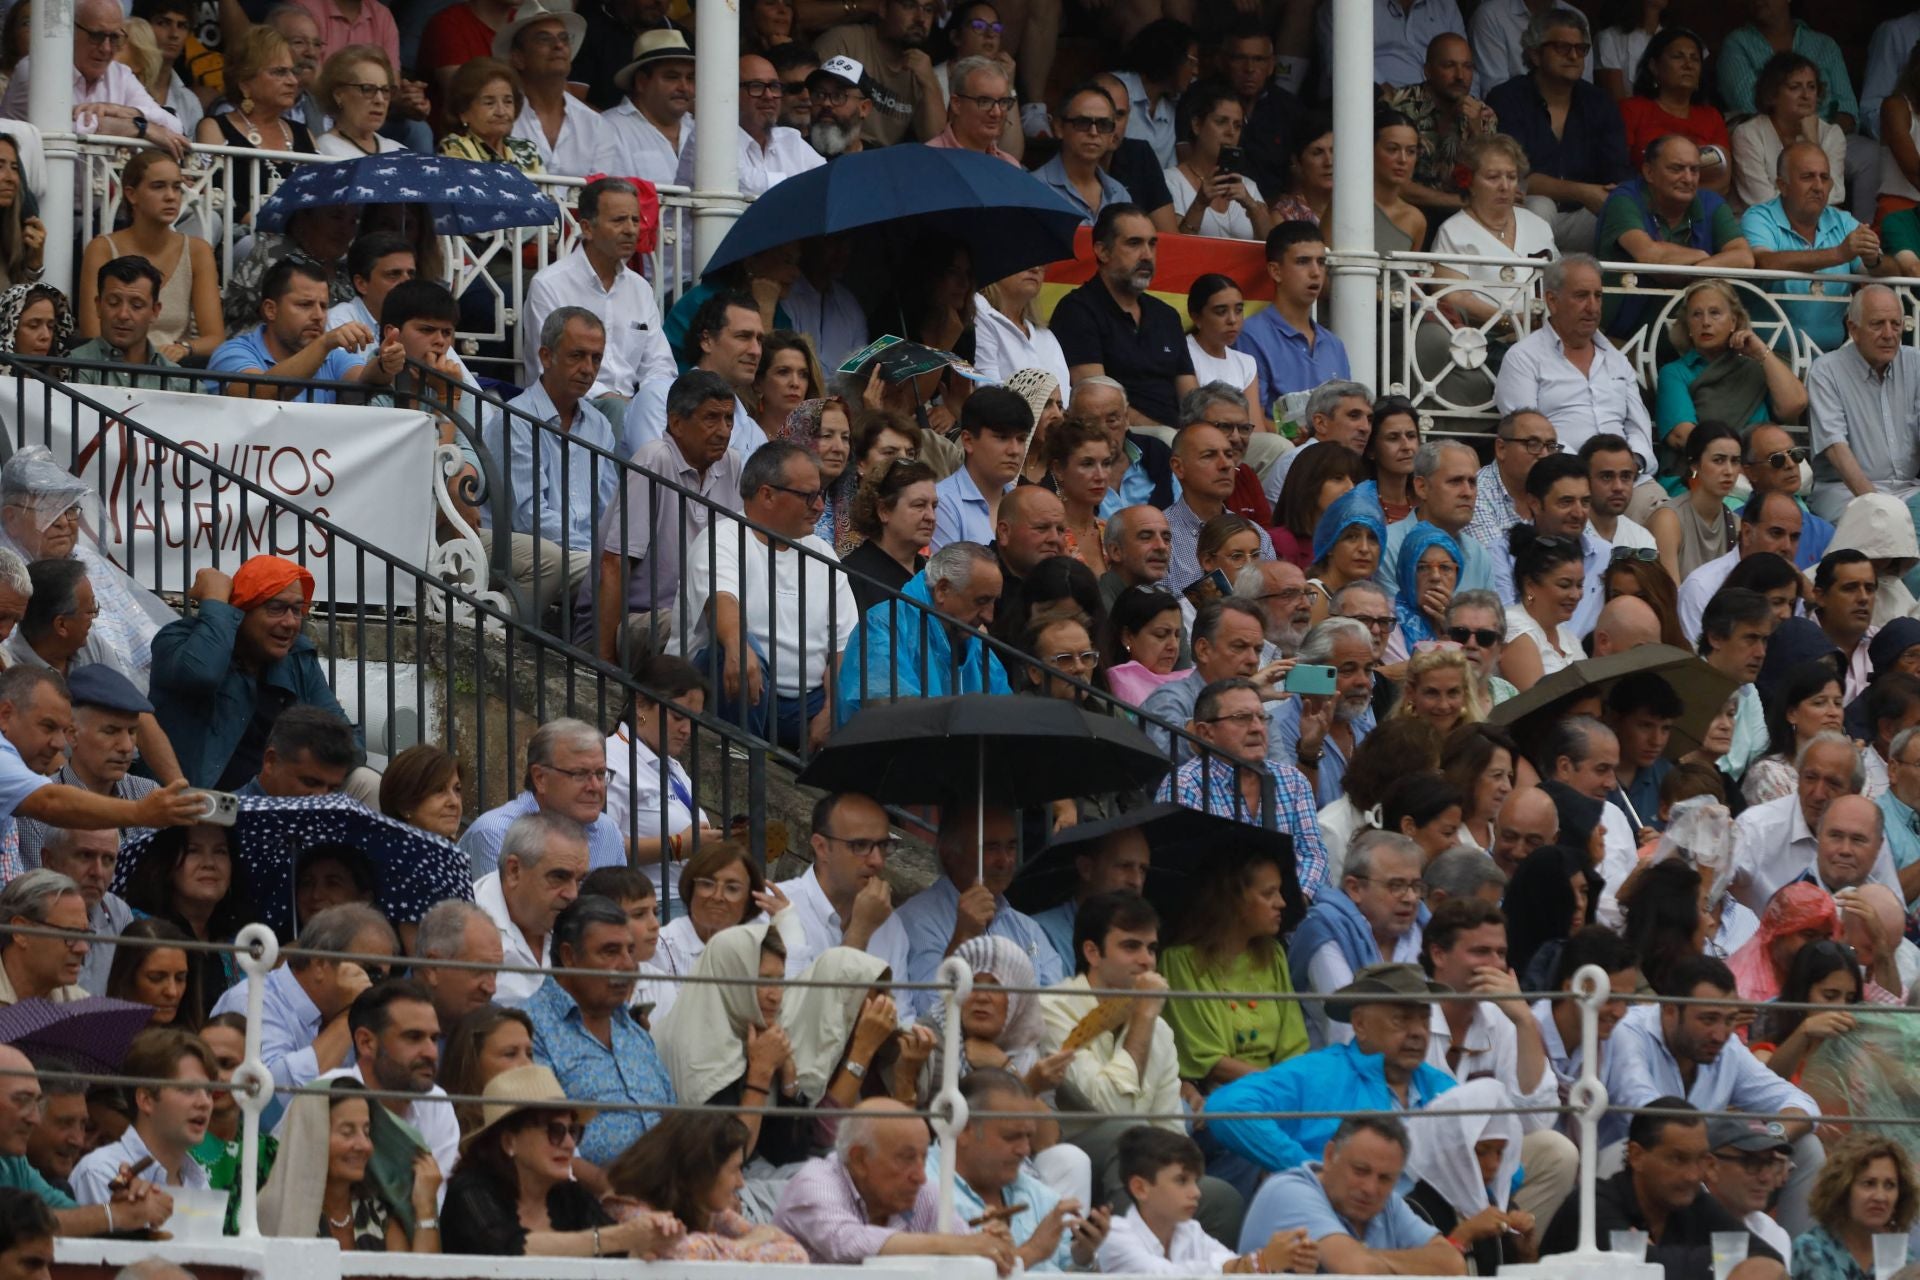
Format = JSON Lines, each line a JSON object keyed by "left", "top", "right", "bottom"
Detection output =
{"left": 252, "top": 152, "right": 560, "bottom": 234}
{"left": 0, "top": 997, "right": 154, "bottom": 1074}
{"left": 111, "top": 794, "right": 472, "bottom": 939}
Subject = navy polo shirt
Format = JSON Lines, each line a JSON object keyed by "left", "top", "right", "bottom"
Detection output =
{"left": 1049, "top": 279, "right": 1194, "bottom": 427}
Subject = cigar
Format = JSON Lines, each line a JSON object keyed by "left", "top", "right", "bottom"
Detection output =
{"left": 107, "top": 1156, "right": 154, "bottom": 1195}
{"left": 968, "top": 1204, "right": 1025, "bottom": 1227}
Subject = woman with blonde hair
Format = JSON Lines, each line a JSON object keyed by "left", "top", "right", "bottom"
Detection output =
{"left": 195, "top": 25, "right": 317, "bottom": 223}
{"left": 1394, "top": 644, "right": 1486, "bottom": 736}
{"left": 1792, "top": 1133, "right": 1920, "bottom": 1279}
{"left": 1653, "top": 279, "right": 1805, "bottom": 489}
{"left": 117, "top": 19, "right": 168, "bottom": 105}
{"left": 972, "top": 265, "right": 1069, "bottom": 388}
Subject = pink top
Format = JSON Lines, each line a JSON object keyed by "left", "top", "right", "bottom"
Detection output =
{"left": 1106, "top": 660, "right": 1188, "bottom": 707}
{"left": 924, "top": 126, "right": 1020, "bottom": 166}
{"left": 293, "top": 0, "right": 401, "bottom": 73}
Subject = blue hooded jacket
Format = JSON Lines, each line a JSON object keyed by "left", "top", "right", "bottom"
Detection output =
{"left": 835, "top": 569, "right": 1011, "bottom": 724}
{"left": 1203, "top": 1040, "right": 1457, "bottom": 1173}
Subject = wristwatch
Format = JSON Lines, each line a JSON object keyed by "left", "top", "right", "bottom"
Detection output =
{"left": 843, "top": 1060, "right": 867, "bottom": 1081}
{"left": 132, "top": 114, "right": 147, "bottom": 138}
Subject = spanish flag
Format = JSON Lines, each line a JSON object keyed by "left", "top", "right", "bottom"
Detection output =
{"left": 1035, "top": 227, "right": 1274, "bottom": 327}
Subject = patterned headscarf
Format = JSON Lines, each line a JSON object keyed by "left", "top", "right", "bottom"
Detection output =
{"left": 1310, "top": 479, "right": 1388, "bottom": 571}
{"left": 1393, "top": 521, "right": 1464, "bottom": 647}
{"left": 779, "top": 397, "right": 857, "bottom": 553}
{"left": 0, "top": 283, "right": 73, "bottom": 377}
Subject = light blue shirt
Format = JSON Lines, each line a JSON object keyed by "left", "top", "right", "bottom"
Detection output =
{"left": 205, "top": 325, "right": 362, "bottom": 403}
{"left": 1272, "top": 696, "right": 1374, "bottom": 808}
{"left": 1233, "top": 307, "right": 1350, "bottom": 418}
{"left": 1721, "top": 683, "right": 1768, "bottom": 780}
{"left": 457, "top": 791, "right": 628, "bottom": 879}
{"left": 1031, "top": 900, "right": 1077, "bottom": 975}
{"left": 1876, "top": 788, "right": 1920, "bottom": 876}
{"left": 628, "top": 376, "right": 770, "bottom": 464}
{"left": 483, "top": 381, "right": 622, "bottom": 552}
{"left": 867, "top": 876, "right": 1064, "bottom": 1020}
{"left": 1317, "top": 0, "right": 1469, "bottom": 96}
{"left": 1738, "top": 199, "right": 1863, "bottom": 354}
{"left": 1098, "top": 436, "right": 1179, "bottom": 518}
{"left": 1113, "top": 70, "right": 1176, "bottom": 169}
{"left": 1381, "top": 515, "right": 1498, "bottom": 602}
{"left": 0, "top": 736, "right": 49, "bottom": 823}
{"left": 1239, "top": 1162, "right": 1439, "bottom": 1255}
{"left": 930, "top": 465, "right": 1002, "bottom": 554}
{"left": 1034, "top": 155, "right": 1133, "bottom": 227}
{"left": 1601, "top": 1002, "right": 1817, "bottom": 1147}
{"left": 526, "top": 975, "right": 674, "bottom": 1165}
{"left": 71, "top": 1123, "right": 210, "bottom": 1206}
{"left": 932, "top": 1145, "right": 1070, "bottom": 1271}
{"left": 208, "top": 964, "right": 322, "bottom": 1130}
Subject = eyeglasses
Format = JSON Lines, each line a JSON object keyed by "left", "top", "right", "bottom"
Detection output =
{"left": 1446, "top": 626, "right": 1502, "bottom": 647}
{"left": 954, "top": 92, "right": 1016, "bottom": 113}
{"left": 76, "top": 23, "right": 127, "bottom": 47}
{"left": 1539, "top": 39, "right": 1591, "bottom": 57}
{"left": 963, "top": 17, "right": 1004, "bottom": 31}
{"left": 1201, "top": 418, "right": 1253, "bottom": 435}
{"left": 1748, "top": 446, "right": 1809, "bottom": 469}
{"left": 542, "top": 1119, "right": 586, "bottom": 1147}
{"left": 258, "top": 597, "right": 310, "bottom": 621}
{"left": 780, "top": 79, "right": 811, "bottom": 96}
{"left": 1498, "top": 434, "right": 1563, "bottom": 456}
{"left": 522, "top": 29, "right": 573, "bottom": 48}
{"left": 33, "top": 924, "right": 89, "bottom": 952}
{"left": 1203, "top": 710, "right": 1265, "bottom": 727}
{"left": 1047, "top": 649, "right": 1100, "bottom": 670}
{"left": 813, "top": 87, "right": 861, "bottom": 106}
{"left": 1349, "top": 875, "right": 1427, "bottom": 898}
{"left": 1609, "top": 546, "right": 1659, "bottom": 563}
{"left": 537, "top": 764, "right": 612, "bottom": 784}
{"left": 1716, "top": 1151, "right": 1792, "bottom": 1175}
{"left": 1255, "top": 587, "right": 1310, "bottom": 603}
{"left": 1060, "top": 114, "right": 1116, "bottom": 134}
{"left": 740, "top": 78, "right": 781, "bottom": 97}
{"left": 769, "top": 482, "right": 827, "bottom": 506}
{"left": 343, "top": 81, "right": 393, "bottom": 98}
{"left": 819, "top": 832, "right": 903, "bottom": 858}
{"left": 1343, "top": 613, "right": 1394, "bottom": 633}
{"left": 691, "top": 876, "right": 751, "bottom": 901}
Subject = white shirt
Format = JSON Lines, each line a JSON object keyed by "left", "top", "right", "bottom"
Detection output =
{"left": 1495, "top": 323, "right": 1655, "bottom": 474}
{"left": 1745, "top": 1209, "right": 1792, "bottom": 1260}
{"left": 675, "top": 123, "right": 824, "bottom": 198}
{"left": 670, "top": 515, "right": 859, "bottom": 696}
{"left": 1678, "top": 548, "right": 1739, "bottom": 643}
{"left": 1504, "top": 602, "right": 1582, "bottom": 679}
{"left": 0, "top": 56, "right": 182, "bottom": 131}
{"left": 1602, "top": 1002, "right": 1818, "bottom": 1147}
{"left": 605, "top": 725, "right": 705, "bottom": 900}
{"left": 474, "top": 869, "right": 550, "bottom": 1007}
{"left": 1729, "top": 790, "right": 1903, "bottom": 913}
{"left": 1596, "top": 798, "right": 1639, "bottom": 931}
{"left": 1038, "top": 974, "right": 1183, "bottom": 1133}
{"left": 605, "top": 98, "right": 693, "bottom": 187}
{"left": 1598, "top": 513, "right": 1656, "bottom": 551}
{"left": 1095, "top": 1206, "right": 1237, "bottom": 1275}
{"left": 776, "top": 865, "right": 841, "bottom": 977}
{"left": 1187, "top": 336, "right": 1257, "bottom": 399}
{"left": 1303, "top": 929, "right": 1423, "bottom": 1049}
{"left": 522, "top": 248, "right": 676, "bottom": 410}
{"left": 512, "top": 91, "right": 620, "bottom": 178}
{"left": 1426, "top": 1001, "right": 1558, "bottom": 1133}
{"left": 970, "top": 292, "right": 1071, "bottom": 389}
{"left": 294, "top": 1064, "right": 460, "bottom": 1189}
{"left": 72, "top": 1124, "right": 209, "bottom": 1205}
{"left": 1163, "top": 167, "right": 1265, "bottom": 240}
{"left": 649, "top": 913, "right": 704, "bottom": 1024}
{"left": 1597, "top": 25, "right": 1657, "bottom": 85}
{"left": 1431, "top": 209, "right": 1557, "bottom": 320}
{"left": 313, "top": 130, "right": 404, "bottom": 158}
{"left": 786, "top": 274, "right": 869, "bottom": 371}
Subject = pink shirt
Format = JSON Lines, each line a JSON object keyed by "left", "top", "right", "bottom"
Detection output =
{"left": 292, "top": 0, "right": 401, "bottom": 72}
{"left": 0, "top": 57, "right": 181, "bottom": 131}
{"left": 924, "top": 124, "right": 1018, "bottom": 165}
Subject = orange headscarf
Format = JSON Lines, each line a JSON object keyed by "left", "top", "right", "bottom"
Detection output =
{"left": 230, "top": 556, "right": 315, "bottom": 612}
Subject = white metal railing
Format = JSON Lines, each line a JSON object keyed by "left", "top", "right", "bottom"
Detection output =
{"left": 68, "top": 136, "right": 697, "bottom": 372}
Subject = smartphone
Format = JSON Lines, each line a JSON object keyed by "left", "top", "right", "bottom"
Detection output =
{"left": 1284, "top": 664, "right": 1339, "bottom": 695}
{"left": 1216, "top": 146, "right": 1245, "bottom": 176}
{"left": 193, "top": 791, "right": 240, "bottom": 827}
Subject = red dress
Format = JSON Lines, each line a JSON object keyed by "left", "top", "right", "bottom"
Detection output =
{"left": 1619, "top": 97, "right": 1731, "bottom": 168}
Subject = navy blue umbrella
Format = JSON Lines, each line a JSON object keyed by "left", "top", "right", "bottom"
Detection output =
{"left": 112, "top": 794, "right": 473, "bottom": 939}
{"left": 253, "top": 152, "right": 560, "bottom": 234}
{"left": 702, "top": 145, "right": 1084, "bottom": 283}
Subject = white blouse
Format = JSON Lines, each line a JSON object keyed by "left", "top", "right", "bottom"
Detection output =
{"left": 971, "top": 291, "right": 1072, "bottom": 389}
{"left": 1430, "top": 207, "right": 1558, "bottom": 313}
{"left": 1186, "top": 336, "right": 1256, "bottom": 395}
{"left": 605, "top": 726, "right": 707, "bottom": 900}
{"left": 1504, "top": 603, "right": 1582, "bottom": 679}
{"left": 1163, "top": 167, "right": 1264, "bottom": 240}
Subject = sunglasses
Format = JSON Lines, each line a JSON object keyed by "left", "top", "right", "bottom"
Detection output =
{"left": 543, "top": 1120, "right": 586, "bottom": 1146}
{"left": 1748, "top": 446, "right": 1809, "bottom": 470}
{"left": 1609, "top": 546, "right": 1659, "bottom": 563}
{"left": 1446, "top": 626, "right": 1501, "bottom": 647}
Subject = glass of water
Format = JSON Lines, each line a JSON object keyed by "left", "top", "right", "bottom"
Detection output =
{"left": 1711, "top": 1231, "right": 1749, "bottom": 1280}
{"left": 1611, "top": 1229, "right": 1649, "bottom": 1261}
{"left": 1874, "top": 1233, "right": 1909, "bottom": 1280}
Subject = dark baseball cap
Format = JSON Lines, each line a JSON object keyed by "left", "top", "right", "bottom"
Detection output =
{"left": 1706, "top": 1117, "right": 1790, "bottom": 1154}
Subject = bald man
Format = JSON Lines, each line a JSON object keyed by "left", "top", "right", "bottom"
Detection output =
{"left": 1491, "top": 787, "right": 1558, "bottom": 879}
{"left": 1591, "top": 596, "right": 1662, "bottom": 657}
{"left": 1742, "top": 140, "right": 1895, "bottom": 359}
{"left": 991, "top": 486, "right": 1068, "bottom": 612}
{"left": 774, "top": 1097, "right": 1015, "bottom": 1269}
{"left": 0, "top": 1044, "right": 170, "bottom": 1235}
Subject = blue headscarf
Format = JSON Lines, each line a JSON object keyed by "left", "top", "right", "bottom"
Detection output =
{"left": 1310, "top": 480, "right": 1389, "bottom": 571}
{"left": 1393, "top": 522, "right": 1464, "bottom": 647}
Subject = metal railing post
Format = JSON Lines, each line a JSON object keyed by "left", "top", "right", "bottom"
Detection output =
{"left": 1571, "top": 963, "right": 1610, "bottom": 1257}
{"left": 931, "top": 955, "right": 974, "bottom": 1234}
{"left": 231, "top": 922, "right": 280, "bottom": 1239}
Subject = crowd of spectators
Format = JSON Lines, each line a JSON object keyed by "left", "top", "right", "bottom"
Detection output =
{"left": 0, "top": 0, "right": 1915, "bottom": 1278}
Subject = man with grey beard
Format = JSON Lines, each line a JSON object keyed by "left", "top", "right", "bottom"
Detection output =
{"left": 806, "top": 56, "right": 874, "bottom": 157}
{"left": 1049, "top": 205, "right": 1196, "bottom": 427}
{"left": 1238, "top": 560, "right": 1313, "bottom": 661}
{"left": 1271, "top": 617, "right": 1376, "bottom": 807}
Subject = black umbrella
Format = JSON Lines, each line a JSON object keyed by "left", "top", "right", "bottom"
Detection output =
{"left": 794, "top": 695, "right": 1170, "bottom": 880}
{"left": 1487, "top": 645, "right": 1738, "bottom": 760}
{"left": 1005, "top": 801, "right": 1303, "bottom": 934}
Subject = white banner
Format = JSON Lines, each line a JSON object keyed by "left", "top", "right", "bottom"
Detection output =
{"left": 0, "top": 384, "right": 437, "bottom": 606}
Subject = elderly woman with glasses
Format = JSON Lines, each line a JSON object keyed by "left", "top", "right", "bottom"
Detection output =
{"left": 1653, "top": 281, "right": 1806, "bottom": 491}
{"left": 652, "top": 840, "right": 802, "bottom": 1023}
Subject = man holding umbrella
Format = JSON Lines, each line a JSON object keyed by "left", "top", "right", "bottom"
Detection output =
{"left": 868, "top": 804, "right": 1061, "bottom": 1021}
